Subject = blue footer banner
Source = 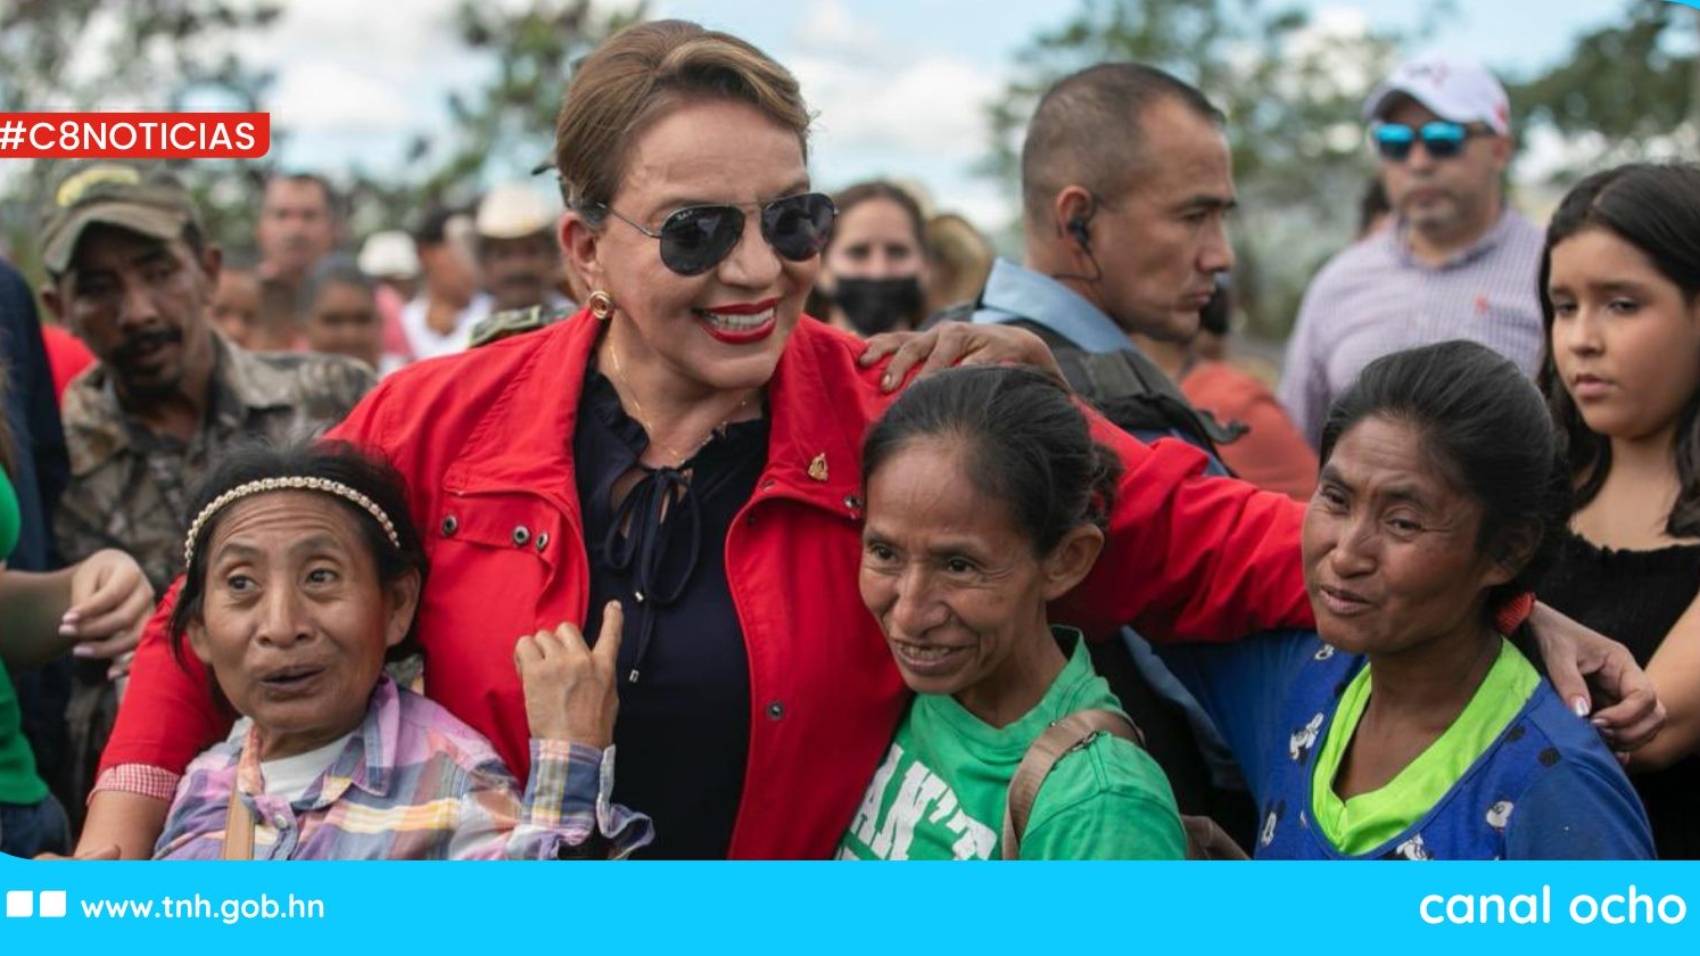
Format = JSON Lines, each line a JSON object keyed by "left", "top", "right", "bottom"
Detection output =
{"left": 3, "top": 857, "right": 1697, "bottom": 953}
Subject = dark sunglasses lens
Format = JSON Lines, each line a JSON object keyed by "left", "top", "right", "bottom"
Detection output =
{"left": 762, "top": 193, "right": 837, "bottom": 261}
{"left": 1374, "top": 125, "right": 1414, "bottom": 161}
{"left": 660, "top": 206, "right": 745, "bottom": 276}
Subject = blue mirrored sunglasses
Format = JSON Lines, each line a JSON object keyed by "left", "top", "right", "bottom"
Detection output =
{"left": 1372, "top": 121, "right": 1482, "bottom": 162}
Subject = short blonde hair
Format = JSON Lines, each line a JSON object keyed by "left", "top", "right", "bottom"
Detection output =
{"left": 553, "top": 20, "right": 811, "bottom": 222}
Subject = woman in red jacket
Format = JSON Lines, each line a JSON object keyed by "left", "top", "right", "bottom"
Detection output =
{"left": 83, "top": 20, "right": 1659, "bottom": 860}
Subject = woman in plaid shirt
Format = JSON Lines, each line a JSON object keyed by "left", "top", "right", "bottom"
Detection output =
{"left": 147, "top": 441, "right": 651, "bottom": 860}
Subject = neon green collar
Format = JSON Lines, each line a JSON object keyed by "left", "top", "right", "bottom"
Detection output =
{"left": 1311, "top": 639, "right": 1540, "bottom": 855}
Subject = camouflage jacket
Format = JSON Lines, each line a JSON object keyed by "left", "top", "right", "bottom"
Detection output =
{"left": 55, "top": 334, "right": 376, "bottom": 591}
{"left": 467, "top": 303, "right": 574, "bottom": 349}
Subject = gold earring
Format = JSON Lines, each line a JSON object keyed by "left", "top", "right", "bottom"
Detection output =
{"left": 588, "top": 290, "right": 615, "bottom": 321}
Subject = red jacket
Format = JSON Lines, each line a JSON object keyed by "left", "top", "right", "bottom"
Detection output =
{"left": 1181, "top": 361, "right": 1319, "bottom": 503}
{"left": 42, "top": 323, "right": 95, "bottom": 402}
{"left": 102, "top": 311, "right": 1313, "bottom": 858}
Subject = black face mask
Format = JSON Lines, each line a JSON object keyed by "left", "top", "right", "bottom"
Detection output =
{"left": 831, "top": 276, "right": 924, "bottom": 337}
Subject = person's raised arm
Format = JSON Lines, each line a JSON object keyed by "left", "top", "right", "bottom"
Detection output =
{"left": 1628, "top": 588, "right": 1700, "bottom": 769}
{"left": 80, "top": 579, "right": 228, "bottom": 857}
{"left": 0, "top": 549, "right": 152, "bottom": 673}
{"left": 453, "top": 604, "right": 652, "bottom": 860}
{"left": 1525, "top": 602, "right": 1666, "bottom": 759}
{"left": 71, "top": 791, "right": 170, "bottom": 860}
{"left": 0, "top": 564, "right": 73, "bottom": 671}
{"left": 857, "top": 322, "right": 1063, "bottom": 392}
{"left": 1056, "top": 416, "right": 1312, "bottom": 645}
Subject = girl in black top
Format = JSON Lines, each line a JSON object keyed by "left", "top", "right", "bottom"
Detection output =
{"left": 1536, "top": 162, "right": 1700, "bottom": 858}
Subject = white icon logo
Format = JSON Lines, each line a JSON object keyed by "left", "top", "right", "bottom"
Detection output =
{"left": 6, "top": 890, "right": 31, "bottom": 918}
{"left": 5, "top": 890, "right": 67, "bottom": 918}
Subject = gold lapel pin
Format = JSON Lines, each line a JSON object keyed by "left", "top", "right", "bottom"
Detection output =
{"left": 807, "top": 453, "right": 829, "bottom": 482}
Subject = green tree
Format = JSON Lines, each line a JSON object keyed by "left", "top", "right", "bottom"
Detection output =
{"left": 1509, "top": 0, "right": 1698, "bottom": 183}
{"left": 350, "top": 0, "right": 646, "bottom": 230}
{"left": 0, "top": 0, "right": 281, "bottom": 277}
{"left": 984, "top": 0, "right": 1454, "bottom": 337}
{"left": 0, "top": 0, "right": 641, "bottom": 278}
{"left": 0, "top": 0, "right": 279, "bottom": 115}
{"left": 443, "top": 0, "right": 647, "bottom": 182}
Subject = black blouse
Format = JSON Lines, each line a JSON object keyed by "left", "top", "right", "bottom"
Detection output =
{"left": 574, "top": 368, "right": 769, "bottom": 859}
{"left": 1535, "top": 529, "right": 1700, "bottom": 860}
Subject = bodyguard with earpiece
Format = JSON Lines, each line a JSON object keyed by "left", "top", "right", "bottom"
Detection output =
{"left": 923, "top": 62, "right": 1260, "bottom": 848}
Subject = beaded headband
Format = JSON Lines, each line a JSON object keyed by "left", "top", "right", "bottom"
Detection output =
{"left": 183, "top": 476, "right": 401, "bottom": 567}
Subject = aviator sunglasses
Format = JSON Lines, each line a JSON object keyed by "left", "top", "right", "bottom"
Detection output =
{"left": 591, "top": 192, "right": 838, "bottom": 276}
{"left": 1371, "top": 121, "right": 1485, "bottom": 162}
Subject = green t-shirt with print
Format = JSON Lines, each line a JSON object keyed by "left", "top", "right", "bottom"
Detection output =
{"left": 837, "top": 629, "right": 1185, "bottom": 860}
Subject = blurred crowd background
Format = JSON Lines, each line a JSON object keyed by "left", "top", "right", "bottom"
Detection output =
{"left": 1, "top": 0, "right": 1696, "bottom": 356}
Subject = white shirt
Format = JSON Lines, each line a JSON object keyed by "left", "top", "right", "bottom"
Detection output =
{"left": 399, "top": 291, "right": 493, "bottom": 361}
{"left": 257, "top": 731, "right": 356, "bottom": 804}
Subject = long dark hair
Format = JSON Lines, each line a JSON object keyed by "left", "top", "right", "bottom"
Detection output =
{"left": 1322, "top": 341, "right": 1569, "bottom": 614}
{"left": 1537, "top": 162, "right": 1700, "bottom": 536}
{"left": 862, "top": 365, "right": 1121, "bottom": 556}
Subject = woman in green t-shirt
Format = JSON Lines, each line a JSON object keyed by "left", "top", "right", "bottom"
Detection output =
{"left": 837, "top": 366, "right": 1185, "bottom": 860}
{"left": 0, "top": 409, "right": 154, "bottom": 858}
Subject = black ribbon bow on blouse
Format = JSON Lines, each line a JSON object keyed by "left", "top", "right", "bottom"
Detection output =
{"left": 602, "top": 462, "right": 730, "bottom": 684}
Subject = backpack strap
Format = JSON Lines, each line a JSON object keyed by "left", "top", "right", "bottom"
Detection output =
{"left": 918, "top": 299, "right": 978, "bottom": 331}
{"left": 1060, "top": 348, "right": 1249, "bottom": 449}
{"left": 1001, "top": 710, "right": 1141, "bottom": 860}
{"left": 1001, "top": 708, "right": 1251, "bottom": 861}
{"left": 924, "top": 298, "right": 1247, "bottom": 453}
{"left": 222, "top": 786, "right": 255, "bottom": 861}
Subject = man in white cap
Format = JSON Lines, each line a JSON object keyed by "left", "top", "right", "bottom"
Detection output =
{"left": 474, "top": 183, "right": 572, "bottom": 315}
{"left": 1279, "top": 53, "right": 1545, "bottom": 447}
{"left": 358, "top": 230, "right": 422, "bottom": 302}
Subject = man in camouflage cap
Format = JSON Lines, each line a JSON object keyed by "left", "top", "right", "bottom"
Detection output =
{"left": 41, "top": 163, "right": 375, "bottom": 589}
{"left": 38, "top": 163, "right": 375, "bottom": 801}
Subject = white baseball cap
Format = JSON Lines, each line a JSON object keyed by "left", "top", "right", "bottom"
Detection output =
{"left": 475, "top": 183, "right": 558, "bottom": 239}
{"left": 1362, "top": 53, "right": 1511, "bottom": 135}
{"left": 357, "top": 230, "right": 420, "bottom": 280}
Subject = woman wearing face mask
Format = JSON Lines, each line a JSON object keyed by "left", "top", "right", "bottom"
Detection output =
{"left": 1534, "top": 163, "right": 1700, "bottom": 859}
{"left": 810, "top": 181, "right": 930, "bottom": 337}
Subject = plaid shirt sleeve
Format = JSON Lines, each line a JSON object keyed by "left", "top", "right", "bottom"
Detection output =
{"left": 449, "top": 741, "right": 654, "bottom": 860}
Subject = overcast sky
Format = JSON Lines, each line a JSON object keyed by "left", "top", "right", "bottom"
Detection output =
{"left": 160, "top": 0, "right": 1700, "bottom": 229}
